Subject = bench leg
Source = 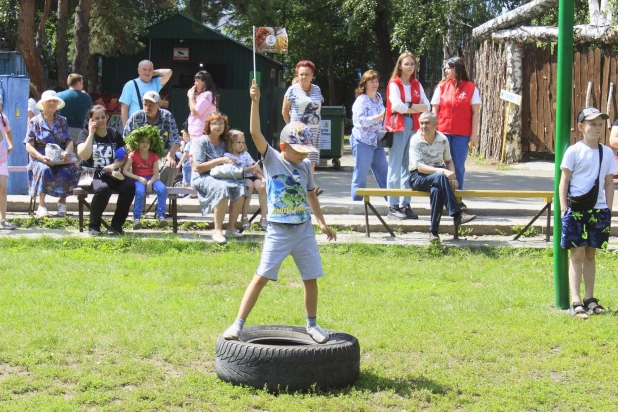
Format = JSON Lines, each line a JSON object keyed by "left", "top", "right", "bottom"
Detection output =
{"left": 171, "top": 195, "right": 178, "bottom": 234}
{"left": 78, "top": 195, "right": 84, "bottom": 232}
{"left": 366, "top": 201, "right": 396, "bottom": 237}
{"left": 546, "top": 202, "right": 552, "bottom": 242}
{"left": 514, "top": 203, "right": 550, "bottom": 241}
{"left": 81, "top": 198, "right": 110, "bottom": 230}
{"left": 364, "top": 201, "right": 370, "bottom": 237}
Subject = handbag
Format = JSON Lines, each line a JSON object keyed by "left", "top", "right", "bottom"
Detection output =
{"left": 77, "top": 167, "right": 95, "bottom": 187}
{"left": 376, "top": 93, "right": 393, "bottom": 148}
{"left": 568, "top": 144, "right": 603, "bottom": 212}
{"left": 210, "top": 163, "right": 244, "bottom": 180}
{"left": 45, "top": 143, "right": 79, "bottom": 165}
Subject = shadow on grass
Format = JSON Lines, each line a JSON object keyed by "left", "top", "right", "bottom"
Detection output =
{"left": 351, "top": 371, "right": 451, "bottom": 396}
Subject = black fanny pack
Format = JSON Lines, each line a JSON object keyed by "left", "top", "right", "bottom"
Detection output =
{"left": 568, "top": 144, "right": 602, "bottom": 212}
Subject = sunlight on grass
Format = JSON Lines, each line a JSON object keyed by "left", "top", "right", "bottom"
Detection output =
{"left": 0, "top": 237, "right": 617, "bottom": 410}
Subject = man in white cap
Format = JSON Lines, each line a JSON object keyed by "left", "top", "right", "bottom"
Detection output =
{"left": 119, "top": 60, "right": 172, "bottom": 127}
{"left": 123, "top": 91, "right": 179, "bottom": 187}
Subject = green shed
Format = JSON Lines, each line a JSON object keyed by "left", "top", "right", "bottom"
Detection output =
{"left": 101, "top": 13, "right": 286, "bottom": 152}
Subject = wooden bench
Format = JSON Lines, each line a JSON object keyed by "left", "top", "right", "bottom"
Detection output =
{"left": 74, "top": 186, "right": 198, "bottom": 234}
{"left": 355, "top": 188, "right": 555, "bottom": 241}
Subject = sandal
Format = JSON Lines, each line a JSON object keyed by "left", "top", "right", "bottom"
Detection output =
{"left": 241, "top": 216, "right": 250, "bottom": 230}
{"left": 584, "top": 297, "right": 605, "bottom": 315}
{"left": 57, "top": 202, "right": 67, "bottom": 217}
{"left": 569, "top": 302, "right": 589, "bottom": 319}
{"left": 0, "top": 219, "right": 16, "bottom": 230}
{"left": 260, "top": 217, "right": 268, "bottom": 230}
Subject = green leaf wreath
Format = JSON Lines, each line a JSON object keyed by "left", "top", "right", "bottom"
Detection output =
{"left": 124, "top": 125, "right": 166, "bottom": 158}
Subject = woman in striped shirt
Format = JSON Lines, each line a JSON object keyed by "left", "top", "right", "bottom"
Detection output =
{"left": 282, "top": 60, "right": 324, "bottom": 195}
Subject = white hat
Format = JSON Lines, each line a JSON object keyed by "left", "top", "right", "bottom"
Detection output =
{"left": 143, "top": 91, "right": 161, "bottom": 104}
{"left": 36, "top": 90, "right": 65, "bottom": 110}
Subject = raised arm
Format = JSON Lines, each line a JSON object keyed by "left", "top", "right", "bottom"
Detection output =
{"left": 154, "top": 68, "right": 173, "bottom": 86}
{"left": 249, "top": 80, "right": 268, "bottom": 156}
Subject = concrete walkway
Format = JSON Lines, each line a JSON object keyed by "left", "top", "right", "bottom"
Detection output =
{"left": 5, "top": 144, "right": 618, "bottom": 247}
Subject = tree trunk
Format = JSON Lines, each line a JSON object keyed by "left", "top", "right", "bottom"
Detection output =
{"left": 56, "top": 0, "right": 69, "bottom": 86}
{"left": 504, "top": 41, "right": 523, "bottom": 163}
{"left": 491, "top": 25, "right": 618, "bottom": 43}
{"left": 443, "top": 10, "right": 457, "bottom": 59}
{"left": 86, "top": 54, "right": 99, "bottom": 93}
{"left": 72, "top": 0, "right": 94, "bottom": 86}
{"left": 472, "top": 0, "right": 557, "bottom": 40}
{"left": 35, "top": 0, "right": 51, "bottom": 59}
{"left": 17, "top": 0, "right": 46, "bottom": 92}
{"left": 359, "top": 30, "right": 368, "bottom": 73}
{"left": 327, "top": 19, "right": 335, "bottom": 105}
{"left": 373, "top": 6, "right": 394, "bottom": 80}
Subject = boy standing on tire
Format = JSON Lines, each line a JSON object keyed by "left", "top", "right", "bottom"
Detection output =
{"left": 223, "top": 80, "right": 337, "bottom": 343}
{"left": 559, "top": 107, "right": 617, "bottom": 319}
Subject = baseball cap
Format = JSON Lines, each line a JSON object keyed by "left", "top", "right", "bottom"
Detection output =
{"left": 577, "top": 107, "right": 609, "bottom": 123}
{"left": 143, "top": 91, "right": 161, "bottom": 104}
{"left": 280, "top": 122, "right": 318, "bottom": 153}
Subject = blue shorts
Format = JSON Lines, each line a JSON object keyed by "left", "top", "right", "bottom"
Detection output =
{"left": 256, "top": 220, "right": 324, "bottom": 281}
{"left": 560, "top": 207, "right": 611, "bottom": 249}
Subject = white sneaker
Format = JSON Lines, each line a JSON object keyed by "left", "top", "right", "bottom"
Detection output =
{"left": 222, "top": 324, "right": 242, "bottom": 340}
{"left": 35, "top": 206, "right": 48, "bottom": 218}
{"left": 306, "top": 325, "right": 329, "bottom": 343}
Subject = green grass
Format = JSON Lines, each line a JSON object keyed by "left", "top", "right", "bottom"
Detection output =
{"left": 1, "top": 238, "right": 618, "bottom": 410}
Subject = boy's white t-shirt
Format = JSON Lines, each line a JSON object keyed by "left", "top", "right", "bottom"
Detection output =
{"left": 560, "top": 141, "right": 618, "bottom": 209}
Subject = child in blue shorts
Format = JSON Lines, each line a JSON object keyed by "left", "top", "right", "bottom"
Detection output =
{"left": 223, "top": 80, "right": 337, "bottom": 343}
{"left": 559, "top": 107, "right": 617, "bottom": 319}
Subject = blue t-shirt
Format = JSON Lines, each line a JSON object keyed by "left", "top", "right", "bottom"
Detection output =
{"left": 119, "top": 77, "right": 163, "bottom": 117}
{"left": 262, "top": 145, "right": 314, "bottom": 224}
{"left": 57, "top": 89, "right": 92, "bottom": 128}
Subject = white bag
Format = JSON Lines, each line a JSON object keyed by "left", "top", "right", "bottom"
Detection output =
{"left": 77, "top": 167, "right": 95, "bottom": 187}
{"left": 45, "top": 143, "right": 78, "bottom": 165}
{"left": 210, "top": 164, "right": 244, "bottom": 180}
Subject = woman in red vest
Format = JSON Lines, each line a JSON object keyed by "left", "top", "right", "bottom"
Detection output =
{"left": 431, "top": 57, "right": 481, "bottom": 208}
{"left": 385, "top": 52, "right": 429, "bottom": 220}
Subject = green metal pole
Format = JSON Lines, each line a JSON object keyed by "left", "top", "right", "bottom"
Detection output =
{"left": 553, "top": 0, "right": 574, "bottom": 309}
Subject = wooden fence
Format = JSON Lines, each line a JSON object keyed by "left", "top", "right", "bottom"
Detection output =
{"left": 521, "top": 45, "right": 618, "bottom": 153}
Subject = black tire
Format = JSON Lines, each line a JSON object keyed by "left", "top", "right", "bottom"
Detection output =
{"left": 332, "top": 158, "right": 341, "bottom": 170}
{"left": 215, "top": 325, "right": 360, "bottom": 392}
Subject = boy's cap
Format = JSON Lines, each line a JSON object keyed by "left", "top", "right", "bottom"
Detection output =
{"left": 577, "top": 107, "right": 609, "bottom": 123}
{"left": 143, "top": 91, "right": 161, "bottom": 104}
{"left": 280, "top": 122, "right": 319, "bottom": 153}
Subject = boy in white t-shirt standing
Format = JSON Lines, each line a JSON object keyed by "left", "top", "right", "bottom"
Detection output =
{"left": 222, "top": 80, "right": 336, "bottom": 343}
{"left": 559, "top": 107, "right": 617, "bottom": 319}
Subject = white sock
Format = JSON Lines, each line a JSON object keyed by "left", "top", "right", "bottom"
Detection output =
{"left": 222, "top": 317, "right": 245, "bottom": 340}
{"left": 306, "top": 324, "right": 329, "bottom": 344}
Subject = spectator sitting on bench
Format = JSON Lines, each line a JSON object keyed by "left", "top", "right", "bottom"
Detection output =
{"left": 123, "top": 125, "right": 169, "bottom": 229}
{"left": 76, "top": 104, "right": 135, "bottom": 236}
{"left": 408, "top": 112, "right": 476, "bottom": 242}
{"left": 224, "top": 129, "right": 268, "bottom": 231}
{"left": 123, "top": 91, "right": 180, "bottom": 187}
{"left": 191, "top": 112, "right": 249, "bottom": 243}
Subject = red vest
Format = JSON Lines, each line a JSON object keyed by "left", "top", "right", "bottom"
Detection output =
{"left": 385, "top": 77, "right": 421, "bottom": 132}
{"left": 436, "top": 80, "right": 476, "bottom": 136}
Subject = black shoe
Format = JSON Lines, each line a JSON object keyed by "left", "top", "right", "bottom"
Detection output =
{"left": 454, "top": 212, "right": 476, "bottom": 227}
{"left": 107, "top": 226, "right": 124, "bottom": 236}
{"left": 88, "top": 227, "right": 102, "bottom": 236}
{"left": 401, "top": 204, "right": 418, "bottom": 220}
{"left": 429, "top": 232, "right": 440, "bottom": 243}
{"left": 458, "top": 202, "right": 468, "bottom": 211}
{"left": 387, "top": 205, "right": 407, "bottom": 220}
